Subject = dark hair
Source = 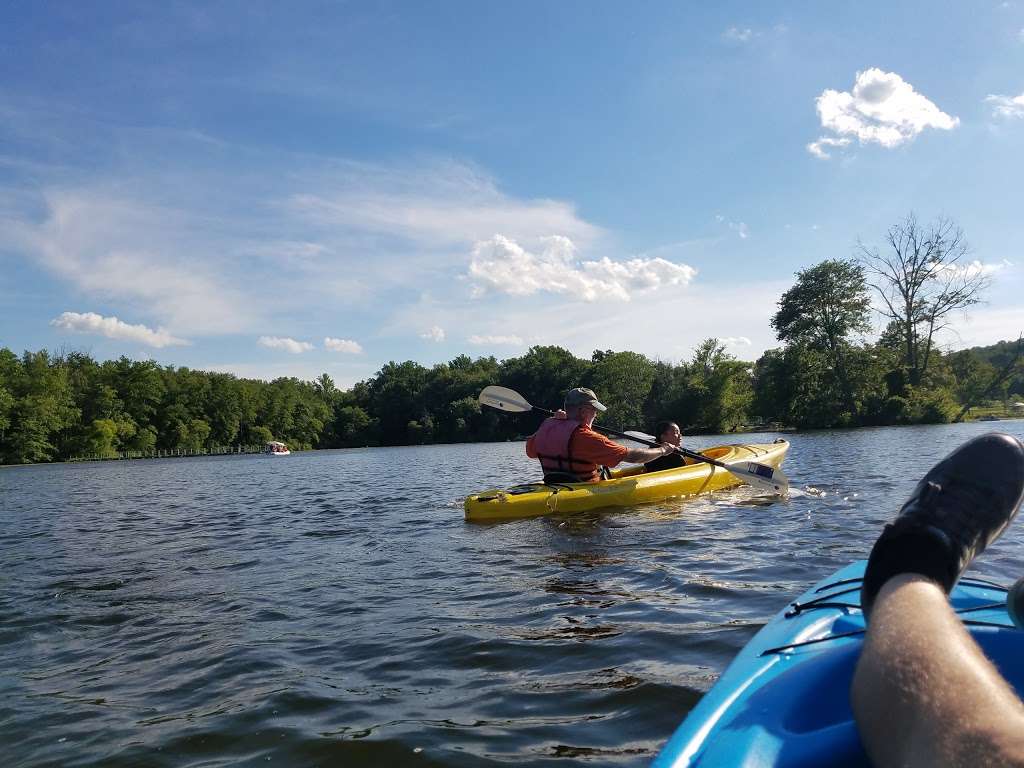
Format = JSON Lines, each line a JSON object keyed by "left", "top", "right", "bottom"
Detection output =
{"left": 655, "top": 421, "right": 679, "bottom": 440}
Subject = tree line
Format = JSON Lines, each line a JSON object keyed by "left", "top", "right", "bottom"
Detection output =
{"left": 2, "top": 214, "right": 1020, "bottom": 465}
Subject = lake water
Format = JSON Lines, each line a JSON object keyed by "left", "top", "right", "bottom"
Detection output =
{"left": 5, "top": 421, "right": 1024, "bottom": 767}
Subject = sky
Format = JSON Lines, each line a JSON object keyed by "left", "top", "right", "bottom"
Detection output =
{"left": 2, "top": 1, "right": 1024, "bottom": 387}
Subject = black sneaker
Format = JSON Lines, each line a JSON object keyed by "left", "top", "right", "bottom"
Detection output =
{"left": 861, "top": 432, "right": 1024, "bottom": 617}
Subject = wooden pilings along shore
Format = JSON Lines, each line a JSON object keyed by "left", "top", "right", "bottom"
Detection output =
{"left": 69, "top": 445, "right": 268, "bottom": 462}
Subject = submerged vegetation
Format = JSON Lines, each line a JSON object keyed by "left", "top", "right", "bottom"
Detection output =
{"left": 1, "top": 216, "right": 1019, "bottom": 465}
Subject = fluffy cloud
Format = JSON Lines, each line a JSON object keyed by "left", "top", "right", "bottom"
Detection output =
{"left": 324, "top": 336, "right": 363, "bottom": 353}
{"left": 258, "top": 336, "right": 314, "bottom": 353}
{"left": 50, "top": 311, "right": 188, "bottom": 348}
{"left": 420, "top": 325, "right": 445, "bottom": 342}
{"left": 721, "top": 336, "right": 752, "bottom": 348}
{"left": 986, "top": 91, "right": 1024, "bottom": 119}
{"left": 467, "top": 235, "right": 696, "bottom": 302}
{"left": 936, "top": 259, "right": 1013, "bottom": 279}
{"left": 468, "top": 334, "right": 523, "bottom": 346}
{"left": 809, "top": 68, "right": 959, "bottom": 158}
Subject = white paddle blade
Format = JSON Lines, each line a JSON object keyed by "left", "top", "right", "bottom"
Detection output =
{"left": 479, "top": 385, "right": 533, "bottom": 413}
{"left": 623, "top": 430, "right": 657, "bottom": 444}
{"left": 728, "top": 461, "right": 790, "bottom": 495}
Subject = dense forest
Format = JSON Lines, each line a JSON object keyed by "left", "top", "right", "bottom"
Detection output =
{"left": 0, "top": 332, "right": 1020, "bottom": 465}
{"left": 2, "top": 216, "right": 1021, "bottom": 465}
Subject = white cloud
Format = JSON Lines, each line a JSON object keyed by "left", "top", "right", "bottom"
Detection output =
{"left": 324, "top": 336, "right": 363, "bottom": 353}
{"left": 258, "top": 336, "right": 314, "bottom": 354}
{"left": 986, "top": 91, "right": 1024, "bottom": 119}
{"left": 50, "top": 311, "right": 189, "bottom": 348}
{"left": 10, "top": 191, "right": 257, "bottom": 335}
{"left": 721, "top": 336, "right": 752, "bottom": 348}
{"left": 723, "top": 26, "right": 753, "bottom": 43}
{"left": 468, "top": 334, "right": 523, "bottom": 346}
{"left": 4, "top": 151, "right": 606, "bottom": 343}
{"left": 806, "top": 136, "right": 852, "bottom": 159}
{"left": 287, "top": 158, "right": 601, "bottom": 250}
{"left": 935, "top": 258, "right": 1013, "bottom": 279}
{"left": 467, "top": 234, "right": 696, "bottom": 302}
{"left": 809, "top": 68, "right": 959, "bottom": 158}
{"left": 420, "top": 325, "right": 445, "bottom": 342}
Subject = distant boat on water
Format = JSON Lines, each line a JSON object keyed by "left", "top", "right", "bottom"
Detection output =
{"left": 264, "top": 441, "right": 290, "bottom": 456}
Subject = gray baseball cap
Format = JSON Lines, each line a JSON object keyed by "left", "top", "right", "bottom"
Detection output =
{"left": 564, "top": 387, "right": 607, "bottom": 412}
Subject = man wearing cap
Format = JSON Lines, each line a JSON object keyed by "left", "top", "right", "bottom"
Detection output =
{"left": 526, "top": 387, "right": 674, "bottom": 483}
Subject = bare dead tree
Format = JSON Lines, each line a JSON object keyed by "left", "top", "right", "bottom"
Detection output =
{"left": 857, "top": 213, "right": 989, "bottom": 387}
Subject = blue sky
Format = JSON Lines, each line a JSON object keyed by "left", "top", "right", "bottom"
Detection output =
{"left": 2, "top": 1, "right": 1023, "bottom": 386}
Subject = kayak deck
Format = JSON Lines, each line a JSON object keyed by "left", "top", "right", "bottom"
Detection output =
{"left": 653, "top": 560, "right": 1023, "bottom": 767}
{"left": 464, "top": 440, "right": 789, "bottom": 521}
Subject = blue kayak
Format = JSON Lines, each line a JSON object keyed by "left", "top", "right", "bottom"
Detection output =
{"left": 653, "top": 560, "right": 1023, "bottom": 767}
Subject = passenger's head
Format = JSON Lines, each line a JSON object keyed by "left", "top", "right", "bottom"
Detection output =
{"left": 564, "top": 387, "right": 607, "bottom": 425}
{"left": 655, "top": 421, "right": 682, "bottom": 446}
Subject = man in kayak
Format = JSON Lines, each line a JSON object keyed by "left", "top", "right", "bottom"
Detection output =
{"left": 852, "top": 432, "right": 1024, "bottom": 767}
{"left": 526, "top": 387, "right": 674, "bottom": 483}
{"left": 644, "top": 421, "right": 686, "bottom": 473}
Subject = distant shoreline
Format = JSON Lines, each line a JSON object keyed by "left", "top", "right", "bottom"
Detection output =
{"left": 7, "top": 416, "right": 1024, "bottom": 469}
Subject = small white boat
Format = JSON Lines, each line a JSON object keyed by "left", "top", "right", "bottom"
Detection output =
{"left": 264, "top": 441, "right": 290, "bottom": 456}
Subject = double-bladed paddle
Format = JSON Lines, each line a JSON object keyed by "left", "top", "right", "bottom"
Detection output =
{"left": 478, "top": 385, "right": 789, "bottom": 495}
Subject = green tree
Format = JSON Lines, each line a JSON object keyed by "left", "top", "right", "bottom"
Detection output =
{"left": 368, "top": 361, "right": 430, "bottom": 444}
{"left": 333, "top": 405, "right": 375, "bottom": 445}
{"left": 206, "top": 375, "right": 242, "bottom": 445}
{"left": 2, "top": 351, "right": 79, "bottom": 463}
{"left": 682, "top": 340, "right": 753, "bottom": 432}
{"left": 248, "top": 425, "right": 274, "bottom": 444}
{"left": 83, "top": 418, "right": 120, "bottom": 457}
{"left": 772, "top": 259, "right": 871, "bottom": 420}
{"left": 586, "top": 350, "right": 657, "bottom": 430}
{"left": 106, "top": 357, "right": 164, "bottom": 430}
{"left": 0, "top": 385, "right": 13, "bottom": 442}
{"left": 500, "top": 346, "right": 590, "bottom": 410}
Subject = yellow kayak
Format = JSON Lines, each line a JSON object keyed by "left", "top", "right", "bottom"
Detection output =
{"left": 464, "top": 440, "right": 790, "bottom": 521}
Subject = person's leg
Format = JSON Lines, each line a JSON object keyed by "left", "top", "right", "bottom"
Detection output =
{"left": 851, "top": 433, "right": 1024, "bottom": 768}
{"left": 852, "top": 573, "right": 1024, "bottom": 768}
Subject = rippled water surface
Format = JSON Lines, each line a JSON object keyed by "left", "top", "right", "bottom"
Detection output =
{"left": 5, "top": 421, "right": 1024, "bottom": 767}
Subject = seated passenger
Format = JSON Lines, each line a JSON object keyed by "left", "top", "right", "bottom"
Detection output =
{"left": 644, "top": 421, "right": 686, "bottom": 473}
{"left": 526, "top": 387, "right": 673, "bottom": 483}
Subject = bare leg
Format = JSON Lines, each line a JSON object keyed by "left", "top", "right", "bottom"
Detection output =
{"left": 852, "top": 573, "right": 1024, "bottom": 768}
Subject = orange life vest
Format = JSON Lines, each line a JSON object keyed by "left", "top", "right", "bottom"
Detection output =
{"left": 530, "top": 418, "right": 601, "bottom": 483}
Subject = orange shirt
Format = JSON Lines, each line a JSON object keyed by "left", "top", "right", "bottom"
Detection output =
{"left": 526, "top": 423, "right": 628, "bottom": 467}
